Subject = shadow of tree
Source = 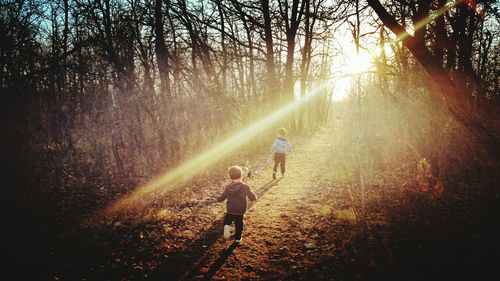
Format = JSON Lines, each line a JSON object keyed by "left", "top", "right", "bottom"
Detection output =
{"left": 255, "top": 178, "right": 282, "bottom": 199}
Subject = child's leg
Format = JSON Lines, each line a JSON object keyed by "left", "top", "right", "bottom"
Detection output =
{"left": 280, "top": 155, "right": 286, "bottom": 175}
{"left": 234, "top": 215, "right": 244, "bottom": 240}
{"left": 223, "top": 213, "right": 234, "bottom": 225}
{"left": 272, "top": 153, "right": 279, "bottom": 173}
{"left": 272, "top": 154, "right": 279, "bottom": 179}
{"left": 223, "top": 214, "right": 233, "bottom": 239}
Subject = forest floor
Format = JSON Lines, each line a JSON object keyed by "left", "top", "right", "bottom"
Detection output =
{"left": 5, "top": 122, "right": 500, "bottom": 281}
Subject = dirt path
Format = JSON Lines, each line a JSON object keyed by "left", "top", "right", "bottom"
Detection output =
{"left": 176, "top": 124, "right": 359, "bottom": 280}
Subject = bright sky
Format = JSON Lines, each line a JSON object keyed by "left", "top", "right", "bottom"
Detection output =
{"left": 326, "top": 19, "right": 396, "bottom": 102}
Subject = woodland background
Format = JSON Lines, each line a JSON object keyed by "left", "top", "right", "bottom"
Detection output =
{"left": 1, "top": 0, "right": 499, "bottom": 280}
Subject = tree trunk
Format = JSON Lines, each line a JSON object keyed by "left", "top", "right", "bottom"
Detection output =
{"left": 261, "top": 0, "right": 277, "bottom": 104}
{"left": 367, "top": 0, "right": 500, "bottom": 160}
{"left": 216, "top": 0, "right": 227, "bottom": 92}
{"left": 154, "top": 0, "right": 171, "bottom": 97}
{"left": 281, "top": 0, "right": 308, "bottom": 133}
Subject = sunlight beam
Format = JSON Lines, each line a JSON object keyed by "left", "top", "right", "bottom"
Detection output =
{"left": 103, "top": 81, "right": 333, "bottom": 215}
{"left": 395, "top": 0, "right": 462, "bottom": 42}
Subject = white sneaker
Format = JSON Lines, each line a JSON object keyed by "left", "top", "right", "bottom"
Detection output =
{"left": 223, "top": 225, "right": 230, "bottom": 239}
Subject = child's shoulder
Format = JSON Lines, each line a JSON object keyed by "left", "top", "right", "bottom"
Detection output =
{"left": 239, "top": 181, "right": 251, "bottom": 189}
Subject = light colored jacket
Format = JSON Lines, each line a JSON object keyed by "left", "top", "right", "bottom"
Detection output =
{"left": 271, "top": 137, "right": 292, "bottom": 153}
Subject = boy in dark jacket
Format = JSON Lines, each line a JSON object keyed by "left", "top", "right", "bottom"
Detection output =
{"left": 217, "top": 166, "right": 257, "bottom": 244}
{"left": 271, "top": 127, "right": 292, "bottom": 180}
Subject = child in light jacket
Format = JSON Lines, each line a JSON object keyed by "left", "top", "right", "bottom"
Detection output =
{"left": 271, "top": 127, "right": 292, "bottom": 180}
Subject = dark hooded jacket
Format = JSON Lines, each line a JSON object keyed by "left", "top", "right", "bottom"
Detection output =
{"left": 217, "top": 181, "right": 257, "bottom": 215}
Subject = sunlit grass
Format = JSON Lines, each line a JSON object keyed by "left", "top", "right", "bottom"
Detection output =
{"left": 334, "top": 209, "right": 357, "bottom": 222}
{"left": 156, "top": 208, "right": 176, "bottom": 220}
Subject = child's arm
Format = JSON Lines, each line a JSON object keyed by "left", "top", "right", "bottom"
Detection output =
{"left": 288, "top": 141, "right": 292, "bottom": 152}
{"left": 245, "top": 186, "right": 257, "bottom": 201}
{"left": 216, "top": 188, "right": 227, "bottom": 202}
{"left": 271, "top": 138, "right": 277, "bottom": 152}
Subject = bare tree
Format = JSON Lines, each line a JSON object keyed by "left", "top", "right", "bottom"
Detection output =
{"left": 367, "top": 0, "right": 500, "bottom": 160}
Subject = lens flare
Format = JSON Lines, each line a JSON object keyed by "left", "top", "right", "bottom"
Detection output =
{"left": 103, "top": 81, "right": 334, "bottom": 215}
{"left": 396, "top": 0, "right": 462, "bottom": 42}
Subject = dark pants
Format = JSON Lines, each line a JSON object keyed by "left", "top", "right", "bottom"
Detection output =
{"left": 273, "top": 152, "right": 286, "bottom": 175}
{"left": 223, "top": 213, "right": 244, "bottom": 240}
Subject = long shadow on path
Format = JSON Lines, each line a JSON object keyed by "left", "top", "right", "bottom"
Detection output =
{"left": 199, "top": 242, "right": 239, "bottom": 281}
{"left": 149, "top": 178, "right": 281, "bottom": 281}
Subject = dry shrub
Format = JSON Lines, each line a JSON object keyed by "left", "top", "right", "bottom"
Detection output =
{"left": 328, "top": 73, "right": 492, "bottom": 206}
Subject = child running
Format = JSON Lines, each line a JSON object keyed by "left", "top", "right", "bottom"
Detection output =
{"left": 271, "top": 127, "right": 292, "bottom": 180}
{"left": 217, "top": 166, "right": 257, "bottom": 244}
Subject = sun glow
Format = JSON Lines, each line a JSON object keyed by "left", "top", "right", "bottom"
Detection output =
{"left": 329, "top": 0, "right": 461, "bottom": 103}
{"left": 330, "top": 79, "right": 349, "bottom": 101}
{"left": 330, "top": 49, "right": 375, "bottom": 101}
{"left": 343, "top": 50, "right": 374, "bottom": 75}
